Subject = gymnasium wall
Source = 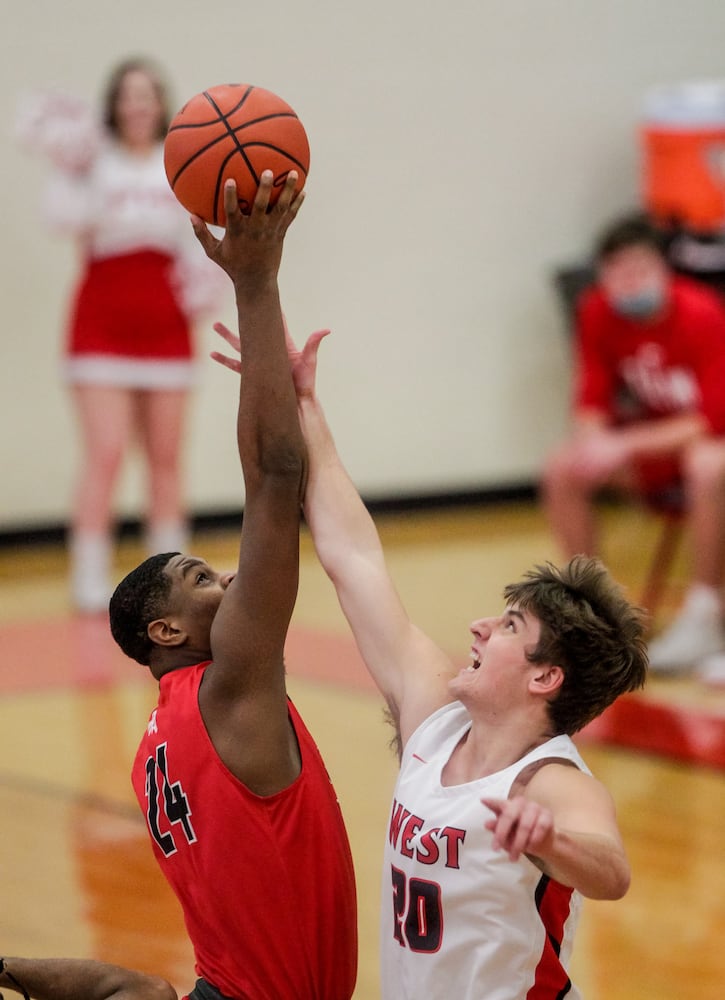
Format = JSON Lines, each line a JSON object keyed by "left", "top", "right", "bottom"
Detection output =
{"left": 3, "top": 1, "right": 725, "bottom": 529}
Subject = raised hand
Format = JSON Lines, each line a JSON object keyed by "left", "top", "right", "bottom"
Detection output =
{"left": 211, "top": 320, "right": 330, "bottom": 399}
{"left": 191, "top": 171, "right": 305, "bottom": 294}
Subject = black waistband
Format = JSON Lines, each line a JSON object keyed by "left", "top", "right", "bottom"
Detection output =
{"left": 188, "top": 978, "right": 236, "bottom": 1000}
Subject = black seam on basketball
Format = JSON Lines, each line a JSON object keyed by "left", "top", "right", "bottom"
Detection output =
{"left": 168, "top": 125, "right": 301, "bottom": 188}
{"left": 168, "top": 86, "right": 257, "bottom": 186}
{"left": 204, "top": 88, "right": 263, "bottom": 206}
{"left": 203, "top": 84, "right": 253, "bottom": 119}
{"left": 233, "top": 142, "right": 308, "bottom": 176}
{"left": 205, "top": 88, "right": 261, "bottom": 158}
{"left": 166, "top": 87, "right": 253, "bottom": 133}
{"left": 212, "top": 146, "right": 250, "bottom": 225}
{"left": 167, "top": 87, "right": 307, "bottom": 210}
{"left": 168, "top": 110, "right": 299, "bottom": 134}
{"left": 167, "top": 111, "right": 304, "bottom": 186}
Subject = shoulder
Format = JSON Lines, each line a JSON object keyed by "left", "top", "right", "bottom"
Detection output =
{"left": 520, "top": 752, "right": 612, "bottom": 811}
{"left": 671, "top": 276, "right": 725, "bottom": 320}
{"left": 510, "top": 736, "right": 590, "bottom": 792}
{"left": 576, "top": 285, "right": 613, "bottom": 331}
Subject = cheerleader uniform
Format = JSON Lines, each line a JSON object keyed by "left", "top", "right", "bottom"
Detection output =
{"left": 16, "top": 90, "right": 226, "bottom": 608}
{"left": 44, "top": 140, "right": 225, "bottom": 389}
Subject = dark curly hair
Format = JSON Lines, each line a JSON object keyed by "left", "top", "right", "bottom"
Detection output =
{"left": 109, "top": 552, "right": 179, "bottom": 665}
{"left": 503, "top": 555, "right": 648, "bottom": 735}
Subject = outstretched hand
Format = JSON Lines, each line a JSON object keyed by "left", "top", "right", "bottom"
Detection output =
{"left": 211, "top": 320, "right": 330, "bottom": 400}
{"left": 482, "top": 795, "right": 555, "bottom": 862}
{"left": 191, "top": 171, "right": 305, "bottom": 292}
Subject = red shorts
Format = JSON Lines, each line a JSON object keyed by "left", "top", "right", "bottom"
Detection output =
{"left": 633, "top": 456, "right": 682, "bottom": 498}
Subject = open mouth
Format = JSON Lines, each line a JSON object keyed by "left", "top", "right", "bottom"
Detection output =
{"left": 466, "top": 655, "right": 481, "bottom": 672}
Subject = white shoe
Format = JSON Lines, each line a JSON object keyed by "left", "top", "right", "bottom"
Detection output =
{"left": 696, "top": 653, "right": 725, "bottom": 687}
{"left": 146, "top": 521, "right": 190, "bottom": 556}
{"left": 648, "top": 591, "right": 725, "bottom": 675}
{"left": 70, "top": 531, "right": 113, "bottom": 614}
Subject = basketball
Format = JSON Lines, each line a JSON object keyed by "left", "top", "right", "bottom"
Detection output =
{"left": 164, "top": 83, "right": 310, "bottom": 225}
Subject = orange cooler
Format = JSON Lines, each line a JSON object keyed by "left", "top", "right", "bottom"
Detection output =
{"left": 641, "top": 81, "right": 725, "bottom": 232}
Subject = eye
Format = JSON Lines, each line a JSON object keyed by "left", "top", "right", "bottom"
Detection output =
{"left": 195, "top": 571, "right": 209, "bottom": 585}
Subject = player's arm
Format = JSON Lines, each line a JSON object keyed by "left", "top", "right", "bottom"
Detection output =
{"left": 298, "top": 385, "right": 456, "bottom": 745}
{"left": 212, "top": 326, "right": 457, "bottom": 751}
{"left": 482, "top": 763, "right": 630, "bottom": 900}
{"left": 192, "top": 173, "right": 307, "bottom": 794}
{"left": 0, "top": 957, "right": 176, "bottom": 1000}
{"left": 289, "top": 330, "right": 457, "bottom": 747}
{"left": 611, "top": 412, "right": 707, "bottom": 459}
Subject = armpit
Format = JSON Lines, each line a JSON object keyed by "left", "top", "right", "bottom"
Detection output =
{"left": 509, "top": 756, "right": 580, "bottom": 798}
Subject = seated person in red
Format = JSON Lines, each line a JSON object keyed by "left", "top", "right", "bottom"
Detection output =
{"left": 542, "top": 213, "right": 725, "bottom": 682}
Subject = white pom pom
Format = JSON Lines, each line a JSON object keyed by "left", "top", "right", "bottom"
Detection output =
{"left": 15, "top": 89, "right": 103, "bottom": 172}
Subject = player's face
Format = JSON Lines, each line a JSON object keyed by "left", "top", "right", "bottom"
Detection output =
{"left": 163, "top": 555, "right": 235, "bottom": 646}
{"left": 115, "top": 68, "right": 164, "bottom": 148}
{"left": 449, "top": 606, "right": 541, "bottom": 704}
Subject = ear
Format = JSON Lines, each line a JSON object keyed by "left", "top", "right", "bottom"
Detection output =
{"left": 529, "top": 663, "right": 564, "bottom": 696}
{"left": 147, "top": 618, "right": 188, "bottom": 649}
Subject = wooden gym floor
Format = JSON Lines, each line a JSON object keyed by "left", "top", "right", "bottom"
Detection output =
{"left": 0, "top": 499, "right": 724, "bottom": 999}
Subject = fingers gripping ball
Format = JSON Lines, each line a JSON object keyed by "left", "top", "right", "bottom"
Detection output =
{"left": 164, "top": 83, "right": 310, "bottom": 225}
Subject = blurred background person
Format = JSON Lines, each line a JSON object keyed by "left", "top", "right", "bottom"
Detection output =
{"left": 17, "top": 57, "right": 225, "bottom": 613}
{"left": 542, "top": 213, "right": 725, "bottom": 681}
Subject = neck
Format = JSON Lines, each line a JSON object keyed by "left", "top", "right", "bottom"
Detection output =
{"left": 442, "top": 710, "right": 553, "bottom": 786}
{"left": 151, "top": 649, "right": 210, "bottom": 682}
{"left": 120, "top": 137, "right": 157, "bottom": 156}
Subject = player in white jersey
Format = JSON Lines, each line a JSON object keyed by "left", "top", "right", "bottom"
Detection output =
{"left": 211, "top": 323, "right": 649, "bottom": 999}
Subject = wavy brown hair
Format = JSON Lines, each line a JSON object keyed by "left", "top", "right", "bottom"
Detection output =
{"left": 504, "top": 555, "right": 648, "bottom": 735}
{"left": 102, "top": 57, "right": 172, "bottom": 140}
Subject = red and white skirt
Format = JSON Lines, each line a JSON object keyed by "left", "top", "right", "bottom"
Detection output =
{"left": 62, "top": 249, "right": 196, "bottom": 389}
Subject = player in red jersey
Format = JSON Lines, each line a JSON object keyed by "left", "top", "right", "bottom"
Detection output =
{"left": 108, "top": 174, "right": 357, "bottom": 1000}
{"left": 542, "top": 213, "right": 725, "bottom": 680}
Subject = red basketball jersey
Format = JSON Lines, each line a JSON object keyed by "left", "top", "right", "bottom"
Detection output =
{"left": 132, "top": 663, "right": 357, "bottom": 1000}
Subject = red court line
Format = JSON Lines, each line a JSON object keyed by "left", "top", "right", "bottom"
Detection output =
{"left": 2, "top": 615, "right": 725, "bottom": 770}
{"left": 580, "top": 694, "right": 725, "bottom": 770}
{"left": 0, "top": 615, "right": 379, "bottom": 696}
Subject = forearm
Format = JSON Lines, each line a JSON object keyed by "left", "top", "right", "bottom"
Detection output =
{"left": 617, "top": 412, "right": 707, "bottom": 461}
{"left": 0, "top": 957, "right": 175, "bottom": 1000}
{"left": 532, "top": 829, "right": 630, "bottom": 900}
{"left": 298, "top": 394, "right": 382, "bottom": 575}
{"left": 235, "top": 284, "right": 306, "bottom": 484}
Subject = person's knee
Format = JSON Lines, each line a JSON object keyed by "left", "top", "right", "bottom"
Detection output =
{"left": 542, "top": 440, "right": 602, "bottom": 495}
{"left": 682, "top": 438, "right": 725, "bottom": 491}
{"left": 85, "top": 439, "right": 126, "bottom": 480}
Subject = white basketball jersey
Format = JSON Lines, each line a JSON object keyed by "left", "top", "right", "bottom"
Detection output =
{"left": 381, "top": 702, "right": 589, "bottom": 999}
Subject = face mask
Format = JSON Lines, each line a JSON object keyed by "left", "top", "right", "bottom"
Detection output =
{"left": 610, "top": 288, "right": 665, "bottom": 319}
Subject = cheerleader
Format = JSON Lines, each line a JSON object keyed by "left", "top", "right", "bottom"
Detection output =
{"left": 17, "top": 58, "right": 227, "bottom": 612}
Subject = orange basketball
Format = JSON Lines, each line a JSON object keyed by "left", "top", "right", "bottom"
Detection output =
{"left": 164, "top": 83, "right": 310, "bottom": 225}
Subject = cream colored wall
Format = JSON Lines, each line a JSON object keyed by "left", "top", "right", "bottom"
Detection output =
{"left": 3, "top": 0, "right": 725, "bottom": 528}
